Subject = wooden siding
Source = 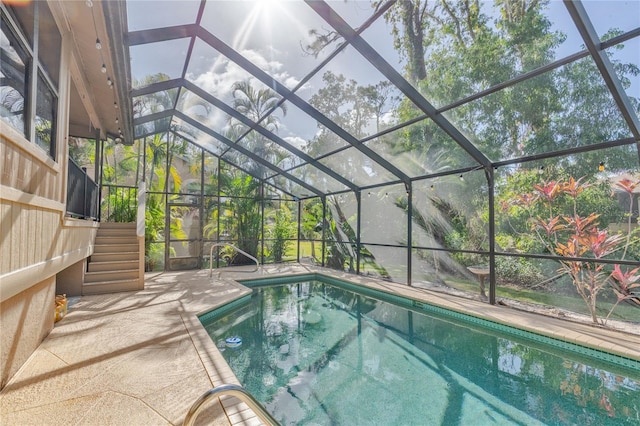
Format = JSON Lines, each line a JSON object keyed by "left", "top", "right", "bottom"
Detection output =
{"left": 0, "top": 130, "right": 62, "bottom": 203}
{"left": 1, "top": 129, "right": 98, "bottom": 303}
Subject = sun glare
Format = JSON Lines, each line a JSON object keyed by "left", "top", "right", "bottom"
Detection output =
{"left": 232, "top": 0, "right": 287, "bottom": 50}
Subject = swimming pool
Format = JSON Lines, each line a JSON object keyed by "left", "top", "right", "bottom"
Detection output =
{"left": 200, "top": 275, "right": 640, "bottom": 425}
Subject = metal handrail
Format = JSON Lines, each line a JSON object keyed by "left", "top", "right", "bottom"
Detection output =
{"left": 183, "top": 383, "right": 279, "bottom": 426}
{"left": 209, "top": 243, "right": 259, "bottom": 277}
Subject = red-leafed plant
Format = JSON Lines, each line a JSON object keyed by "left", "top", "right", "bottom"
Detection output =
{"left": 524, "top": 176, "right": 639, "bottom": 325}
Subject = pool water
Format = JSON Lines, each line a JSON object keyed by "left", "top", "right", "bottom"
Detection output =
{"left": 201, "top": 279, "right": 640, "bottom": 425}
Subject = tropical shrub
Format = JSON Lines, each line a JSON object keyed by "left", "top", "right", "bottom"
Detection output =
{"left": 513, "top": 176, "right": 640, "bottom": 324}
{"left": 269, "top": 207, "right": 296, "bottom": 262}
{"left": 103, "top": 186, "right": 137, "bottom": 222}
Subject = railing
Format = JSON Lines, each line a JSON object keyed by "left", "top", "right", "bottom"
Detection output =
{"left": 183, "top": 383, "right": 278, "bottom": 426}
{"left": 209, "top": 243, "right": 259, "bottom": 277}
{"left": 101, "top": 184, "right": 137, "bottom": 222}
{"left": 66, "top": 157, "right": 98, "bottom": 220}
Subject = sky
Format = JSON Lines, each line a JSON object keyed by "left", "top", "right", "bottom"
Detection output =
{"left": 127, "top": 0, "right": 640, "bottom": 146}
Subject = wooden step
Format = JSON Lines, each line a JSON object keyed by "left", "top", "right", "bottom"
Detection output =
{"left": 87, "top": 260, "right": 139, "bottom": 272}
{"left": 90, "top": 251, "right": 139, "bottom": 262}
{"left": 97, "top": 223, "right": 136, "bottom": 235}
{"left": 93, "top": 243, "right": 139, "bottom": 254}
{"left": 97, "top": 229, "right": 138, "bottom": 237}
{"left": 95, "top": 235, "right": 138, "bottom": 245}
{"left": 99, "top": 222, "right": 136, "bottom": 229}
{"left": 84, "top": 269, "right": 139, "bottom": 283}
{"left": 82, "top": 278, "right": 142, "bottom": 295}
{"left": 97, "top": 228, "right": 137, "bottom": 237}
{"left": 84, "top": 222, "right": 143, "bottom": 295}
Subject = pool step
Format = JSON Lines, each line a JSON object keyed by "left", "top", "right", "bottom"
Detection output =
{"left": 83, "top": 222, "right": 143, "bottom": 295}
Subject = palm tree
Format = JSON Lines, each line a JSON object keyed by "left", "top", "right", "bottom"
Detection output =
{"left": 226, "top": 80, "right": 287, "bottom": 179}
{"left": 202, "top": 80, "right": 291, "bottom": 263}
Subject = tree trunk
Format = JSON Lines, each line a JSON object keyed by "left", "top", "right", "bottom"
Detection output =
{"left": 401, "top": 1, "right": 427, "bottom": 84}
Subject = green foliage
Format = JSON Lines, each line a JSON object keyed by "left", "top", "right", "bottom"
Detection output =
{"left": 514, "top": 175, "right": 640, "bottom": 324}
{"left": 101, "top": 139, "right": 140, "bottom": 186}
{"left": 145, "top": 243, "right": 166, "bottom": 272}
{"left": 299, "top": 198, "right": 324, "bottom": 262}
{"left": 324, "top": 196, "right": 356, "bottom": 272}
{"left": 69, "top": 137, "right": 96, "bottom": 166}
{"left": 495, "top": 256, "right": 544, "bottom": 287}
{"left": 269, "top": 207, "right": 296, "bottom": 262}
{"left": 103, "top": 187, "right": 137, "bottom": 223}
{"left": 225, "top": 80, "right": 287, "bottom": 179}
{"left": 132, "top": 73, "right": 176, "bottom": 118}
{"left": 305, "top": 71, "right": 399, "bottom": 184}
{"left": 495, "top": 168, "right": 626, "bottom": 254}
{"left": 145, "top": 194, "right": 164, "bottom": 250}
{"left": 144, "top": 193, "right": 165, "bottom": 271}
{"left": 374, "top": 0, "right": 639, "bottom": 170}
{"left": 321, "top": 196, "right": 390, "bottom": 278}
{"left": 205, "top": 168, "right": 263, "bottom": 261}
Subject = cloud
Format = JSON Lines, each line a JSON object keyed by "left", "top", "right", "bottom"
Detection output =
{"left": 187, "top": 48, "right": 302, "bottom": 100}
{"left": 283, "top": 136, "right": 307, "bottom": 150}
{"left": 241, "top": 49, "right": 282, "bottom": 72}
{"left": 184, "top": 47, "right": 308, "bottom": 138}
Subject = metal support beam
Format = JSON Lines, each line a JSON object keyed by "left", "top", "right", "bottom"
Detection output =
{"left": 94, "top": 129, "right": 102, "bottom": 183}
{"left": 126, "top": 24, "right": 197, "bottom": 46}
{"left": 564, "top": 0, "right": 640, "bottom": 146}
{"left": 260, "top": 182, "right": 265, "bottom": 265}
{"left": 195, "top": 25, "right": 412, "bottom": 186}
{"left": 321, "top": 195, "right": 327, "bottom": 267}
{"left": 164, "top": 135, "right": 171, "bottom": 269}
{"left": 130, "top": 78, "right": 182, "bottom": 97}
{"left": 486, "top": 166, "right": 496, "bottom": 305}
{"left": 355, "top": 190, "right": 361, "bottom": 275}
{"left": 102, "top": 0, "right": 134, "bottom": 145}
{"left": 406, "top": 181, "right": 412, "bottom": 286}
{"left": 199, "top": 150, "right": 205, "bottom": 268}
{"left": 133, "top": 109, "right": 173, "bottom": 126}
{"left": 182, "top": 80, "right": 358, "bottom": 192}
{"left": 297, "top": 199, "right": 302, "bottom": 262}
{"left": 492, "top": 137, "right": 637, "bottom": 169}
{"left": 174, "top": 111, "right": 324, "bottom": 197}
{"left": 306, "top": 0, "right": 491, "bottom": 169}
{"left": 134, "top": 106, "right": 307, "bottom": 198}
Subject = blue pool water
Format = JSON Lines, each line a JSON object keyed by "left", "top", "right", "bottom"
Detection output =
{"left": 200, "top": 276, "right": 640, "bottom": 425}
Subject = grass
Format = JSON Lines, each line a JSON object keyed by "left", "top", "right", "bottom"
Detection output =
{"left": 281, "top": 240, "right": 317, "bottom": 261}
{"left": 446, "top": 279, "right": 640, "bottom": 322}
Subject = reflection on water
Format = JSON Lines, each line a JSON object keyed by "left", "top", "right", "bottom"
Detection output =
{"left": 203, "top": 281, "right": 640, "bottom": 425}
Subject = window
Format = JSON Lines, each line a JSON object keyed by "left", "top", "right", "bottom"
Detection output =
{"left": 35, "top": 71, "right": 56, "bottom": 156}
{"left": 1, "top": 3, "right": 59, "bottom": 159}
{"left": 37, "top": 2, "right": 61, "bottom": 88}
{"left": 0, "top": 15, "right": 29, "bottom": 136}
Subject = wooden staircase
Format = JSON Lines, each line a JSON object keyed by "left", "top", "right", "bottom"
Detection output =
{"left": 83, "top": 222, "right": 144, "bottom": 295}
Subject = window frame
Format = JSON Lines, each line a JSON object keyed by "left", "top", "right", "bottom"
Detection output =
{"left": 1, "top": 2, "right": 60, "bottom": 160}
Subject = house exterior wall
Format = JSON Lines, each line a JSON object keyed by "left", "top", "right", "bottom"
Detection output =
{"left": 0, "top": 4, "right": 98, "bottom": 389}
{"left": 0, "top": 119, "right": 99, "bottom": 391}
{"left": 0, "top": 276, "right": 55, "bottom": 389}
